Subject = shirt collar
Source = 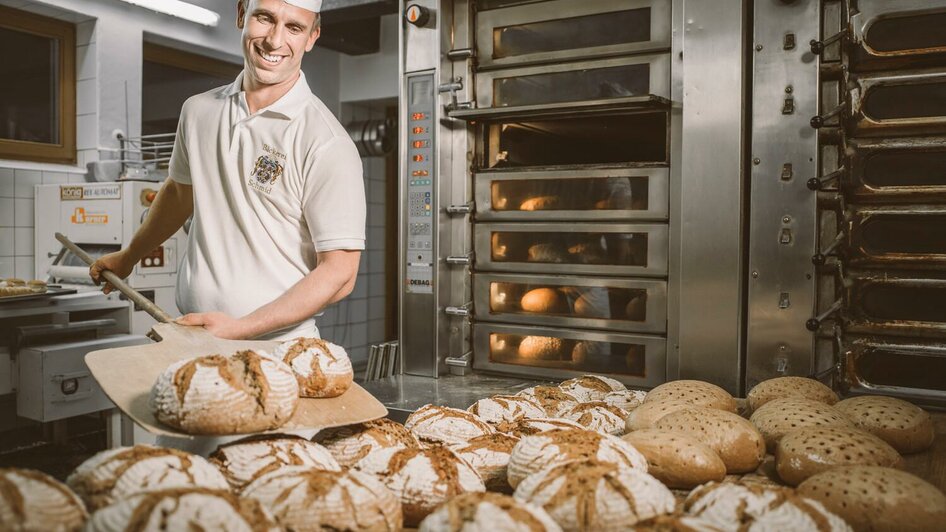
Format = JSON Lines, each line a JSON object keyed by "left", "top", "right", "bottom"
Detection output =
{"left": 222, "top": 70, "right": 311, "bottom": 120}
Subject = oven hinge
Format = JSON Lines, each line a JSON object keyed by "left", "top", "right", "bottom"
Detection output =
{"left": 440, "top": 77, "right": 474, "bottom": 113}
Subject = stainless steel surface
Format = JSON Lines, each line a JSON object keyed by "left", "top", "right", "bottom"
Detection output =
{"left": 844, "top": 205, "right": 946, "bottom": 268}
{"left": 850, "top": 0, "right": 946, "bottom": 63}
{"left": 475, "top": 0, "right": 671, "bottom": 70}
{"left": 745, "top": 0, "right": 820, "bottom": 391}
{"left": 845, "top": 273, "right": 946, "bottom": 338}
{"left": 674, "top": 0, "right": 747, "bottom": 394}
{"left": 55, "top": 233, "right": 173, "bottom": 324}
{"left": 448, "top": 95, "right": 670, "bottom": 121}
{"left": 474, "top": 168, "right": 669, "bottom": 222}
{"left": 845, "top": 136, "right": 946, "bottom": 202}
{"left": 473, "top": 273, "right": 667, "bottom": 334}
{"left": 840, "top": 336, "right": 946, "bottom": 405}
{"left": 849, "top": 69, "right": 946, "bottom": 137}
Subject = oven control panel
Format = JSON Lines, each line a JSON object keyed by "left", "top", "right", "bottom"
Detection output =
{"left": 405, "top": 73, "right": 435, "bottom": 294}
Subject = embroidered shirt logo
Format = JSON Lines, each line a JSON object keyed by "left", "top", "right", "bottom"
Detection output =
{"left": 248, "top": 145, "right": 286, "bottom": 195}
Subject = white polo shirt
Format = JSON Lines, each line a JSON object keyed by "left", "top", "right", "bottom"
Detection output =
{"left": 168, "top": 71, "right": 365, "bottom": 340}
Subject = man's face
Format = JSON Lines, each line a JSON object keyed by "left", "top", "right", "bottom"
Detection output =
{"left": 237, "top": 0, "right": 320, "bottom": 88}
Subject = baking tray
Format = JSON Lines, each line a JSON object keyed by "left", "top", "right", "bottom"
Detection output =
{"left": 0, "top": 286, "right": 78, "bottom": 304}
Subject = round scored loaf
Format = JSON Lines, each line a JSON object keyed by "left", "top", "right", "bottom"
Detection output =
{"left": 560, "top": 401, "right": 627, "bottom": 435}
{"left": 622, "top": 429, "right": 727, "bottom": 489}
{"left": 272, "top": 337, "right": 353, "bottom": 398}
{"left": 574, "top": 293, "right": 609, "bottom": 318}
{"left": 207, "top": 435, "right": 340, "bottom": 490}
{"left": 833, "top": 395, "right": 935, "bottom": 454}
{"left": 747, "top": 376, "right": 839, "bottom": 413}
{"left": 559, "top": 375, "right": 626, "bottom": 402}
{"left": 404, "top": 404, "right": 495, "bottom": 445}
{"left": 448, "top": 432, "right": 519, "bottom": 493}
{"left": 625, "top": 399, "right": 694, "bottom": 432}
{"left": 312, "top": 418, "right": 419, "bottom": 467}
{"left": 355, "top": 445, "right": 485, "bottom": 526}
{"left": 0, "top": 468, "right": 87, "bottom": 532}
{"left": 242, "top": 466, "right": 402, "bottom": 532}
{"left": 503, "top": 417, "right": 584, "bottom": 439}
{"left": 520, "top": 288, "right": 568, "bottom": 314}
{"left": 654, "top": 407, "right": 766, "bottom": 474}
{"left": 67, "top": 445, "right": 229, "bottom": 511}
{"left": 516, "top": 386, "right": 580, "bottom": 417}
{"left": 513, "top": 459, "right": 676, "bottom": 530}
{"left": 603, "top": 389, "right": 647, "bottom": 412}
{"left": 749, "top": 398, "right": 854, "bottom": 452}
{"left": 643, "top": 380, "right": 738, "bottom": 413}
{"left": 798, "top": 466, "right": 946, "bottom": 532}
{"left": 419, "top": 492, "right": 562, "bottom": 532}
{"left": 775, "top": 426, "right": 903, "bottom": 486}
{"left": 518, "top": 336, "right": 568, "bottom": 361}
{"left": 149, "top": 350, "right": 299, "bottom": 434}
{"left": 84, "top": 488, "right": 279, "bottom": 532}
{"left": 507, "top": 428, "right": 648, "bottom": 489}
{"left": 468, "top": 395, "right": 547, "bottom": 431}
{"left": 631, "top": 515, "right": 726, "bottom": 531}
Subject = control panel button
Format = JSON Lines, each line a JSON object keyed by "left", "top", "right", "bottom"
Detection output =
{"left": 405, "top": 4, "right": 431, "bottom": 27}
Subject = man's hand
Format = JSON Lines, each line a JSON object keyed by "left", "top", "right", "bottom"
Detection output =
{"left": 89, "top": 251, "right": 137, "bottom": 294}
{"left": 176, "top": 312, "right": 253, "bottom": 339}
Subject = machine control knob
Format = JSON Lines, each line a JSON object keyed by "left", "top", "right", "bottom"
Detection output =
{"left": 405, "top": 4, "right": 431, "bottom": 27}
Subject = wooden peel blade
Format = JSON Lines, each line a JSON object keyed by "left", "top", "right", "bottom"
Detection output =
{"left": 54, "top": 233, "right": 387, "bottom": 438}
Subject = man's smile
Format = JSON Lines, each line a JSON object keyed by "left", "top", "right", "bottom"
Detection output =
{"left": 255, "top": 44, "right": 285, "bottom": 65}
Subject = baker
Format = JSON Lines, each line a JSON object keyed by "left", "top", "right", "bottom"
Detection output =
{"left": 90, "top": 0, "right": 364, "bottom": 343}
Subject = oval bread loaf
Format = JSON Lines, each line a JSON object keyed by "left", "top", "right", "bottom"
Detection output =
{"left": 621, "top": 429, "right": 726, "bottom": 489}
{"left": 520, "top": 288, "right": 567, "bottom": 314}
{"left": 643, "top": 380, "right": 737, "bottom": 413}
{"left": 747, "top": 376, "right": 838, "bottom": 413}
{"left": 625, "top": 399, "right": 694, "bottom": 432}
{"left": 654, "top": 407, "right": 766, "bottom": 474}
{"left": 797, "top": 466, "right": 946, "bottom": 532}
{"left": 518, "top": 336, "right": 568, "bottom": 360}
{"left": 404, "top": 404, "right": 495, "bottom": 445}
{"left": 775, "top": 426, "right": 903, "bottom": 486}
{"left": 749, "top": 398, "right": 854, "bottom": 451}
{"left": 833, "top": 395, "right": 935, "bottom": 454}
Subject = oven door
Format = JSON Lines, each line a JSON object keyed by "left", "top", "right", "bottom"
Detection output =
{"left": 475, "top": 223, "right": 669, "bottom": 276}
{"left": 473, "top": 323, "right": 667, "bottom": 387}
{"left": 842, "top": 336, "right": 946, "bottom": 404}
{"left": 845, "top": 205, "right": 946, "bottom": 268}
{"left": 475, "top": 167, "right": 669, "bottom": 222}
{"left": 850, "top": 0, "right": 946, "bottom": 69}
{"left": 849, "top": 69, "right": 946, "bottom": 136}
{"left": 845, "top": 272, "right": 946, "bottom": 338}
{"left": 475, "top": 0, "right": 671, "bottom": 70}
{"left": 474, "top": 273, "right": 667, "bottom": 334}
{"left": 846, "top": 136, "right": 946, "bottom": 203}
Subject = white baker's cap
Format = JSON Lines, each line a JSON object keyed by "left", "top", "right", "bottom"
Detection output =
{"left": 284, "top": 0, "right": 321, "bottom": 11}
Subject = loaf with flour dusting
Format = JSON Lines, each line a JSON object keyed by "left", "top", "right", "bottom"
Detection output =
{"left": 272, "top": 337, "right": 353, "bottom": 398}
{"left": 419, "top": 492, "right": 561, "bottom": 532}
{"left": 0, "top": 468, "right": 87, "bottom": 532}
{"left": 405, "top": 404, "right": 495, "bottom": 445}
{"left": 313, "top": 418, "right": 420, "bottom": 467}
{"left": 208, "top": 435, "right": 340, "bottom": 489}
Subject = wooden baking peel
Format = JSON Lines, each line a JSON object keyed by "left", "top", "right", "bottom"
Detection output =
{"left": 56, "top": 233, "right": 388, "bottom": 438}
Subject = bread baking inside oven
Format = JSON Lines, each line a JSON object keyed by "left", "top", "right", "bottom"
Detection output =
{"left": 518, "top": 336, "right": 569, "bottom": 361}
{"left": 519, "top": 287, "right": 568, "bottom": 314}
{"left": 519, "top": 195, "right": 561, "bottom": 211}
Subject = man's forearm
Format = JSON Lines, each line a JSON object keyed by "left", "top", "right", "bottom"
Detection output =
{"left": 126, "top": 179, "right": 194, "bottom": 259}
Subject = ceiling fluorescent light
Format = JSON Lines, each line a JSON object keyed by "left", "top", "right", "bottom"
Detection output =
{"left": 117, "top": 0, "right": 221, "bottom": 27}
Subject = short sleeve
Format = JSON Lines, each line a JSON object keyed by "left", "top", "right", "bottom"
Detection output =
{"left": 302, "top": 136, "right": 366, "bottom": 252}
{"left": 168, "top": 102, "right": 192, "bottom": 185}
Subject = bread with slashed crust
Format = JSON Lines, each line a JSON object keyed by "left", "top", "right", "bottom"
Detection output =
{"left": 0, "top": 468, "right": 87, "bottom": 532}
{"left": 448, "top": 433, "right": 520, "bottom": 493}
{"left": 208, "top": 435, "right": 340, "bottom": 490}
{"left": 560, "top": 401, "right": 627, "bottom": 435}
{"left": 313, "top": 418, "right": 420, "bottom": 467}
{"left": 558, "top": 375, "right": 626, "bottom": 402}
{"left": 469, "top": 395, "right": 547, "bottom": 432}
{"left": 516, "top": 386, "right": 580, "bottom": 417}
{"left": 272, "top": 337, "right": 353, "bottom": 398}
{"left": 419, "top": 491, "right": 561, "bottom": 532}
{"left": 404, "top": 404, "right": 495, "bottom": 445}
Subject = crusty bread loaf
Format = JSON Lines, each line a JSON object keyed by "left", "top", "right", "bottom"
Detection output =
{"left": 67, "top": 445, "right": 229, "bottom": 510}
{"left": 833, "top": 395, "right": 935, "bottom": 454}
{"left": 448, "top": 432, "right": 519, "bottom": 493}
{"left": 404, "top": 404, "right": 495, "bottom": 445}
{"left": 559, "top": 374, "right": 626, "bottom": 402}
{"left": 518, "top": 336, "right": 568, "bottom": 360}
{"left": 747, "top": 376, "right": 838, "bottom": 413}
{"left": 242, "top": 466, "right": 401, "bottom": 532}
{"left": 527, "top": 243, "right": 568, "bottom": 263}
{"left": 514, "top": 459, "right": 675, "bottom": 530}
{"left": 419, "top": 492, "right": 561, "bottom": 532}
{"left": 272, "top": 337, "right": 353, "bottom": 398}
{"left": 643, "top": 380, "right": 737, "bottom": 413}
{"left": 625, "top": 296, "right": 646, "bottom": 320}
{"left": 631, "top": 515, "right": 726, "bottom": 531}
{"left": 84, "top": 488, "right": 279, "bottom": 532}
{"left": 775, "top": 426, "right": 903, "bottom": 486}
{"left": 749, "top": 398, "right": 854, "bottom": 451}
{"left": 208, "top": 435, "right": 340, "bottom": 489}
{"left": 149, "top": 350, "right": 299, "bottom": 434}
{"left": 654, "top": 407, "right": 766, "bottom": 474}
{"left": 0, "top": 468, "right": 87, "bottom": 532}
{"left": 356, "top": 445, "right": 485, "bottom": 526}
{"left": 519, "top": 195, "right": 560, "bottom": 211}
{"left": 798, "top": 466, "right": 946, "bottom": 532}
{"left": 520, "top": 288, "right": 568, "bottom": 314}
{"left": 570, "top": 340, "right": 608, "bottom": 365}
{"left": 503, "top": 417, "right": 584, "bottom": 438}
{"left": 313, "top": 418, "right": 419, "bottom": 467}
{"left": 560, "top": 401, "right": 627, "bottom": 435}
{"left": 574, "top": 293, "right": 609, "bottom": 318}
{"left": 604, "top": 389, "right": 647, "bottom": 412}
{"left": 622, "top": 429, "right": 726, "bottom": 489}
{"left": 625, "top": 399, "right": 694, "bottom": 432}
{"left": 516, "top": 386, "right": 579, "bottom": 417}
{"left": 469, "top": 395, "right": 547, "bottom": 431}
{"left": 507, "top": 428, "right": 647, "bottom": 488}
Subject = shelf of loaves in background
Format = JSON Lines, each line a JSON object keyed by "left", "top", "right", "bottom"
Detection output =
{"left": 1, "top": 373, "right": 944, "bottom": 531}
{"left": 0, "top": 277, "right": 47, "bottom": 297}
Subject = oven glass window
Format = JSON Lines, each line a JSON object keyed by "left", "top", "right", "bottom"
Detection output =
{"left": 854, "top": 348, "right": 946, "bottom": 392}
{"left": 490, "top": 231, "right": 648, "bottom": 267}
{"left": 489, "top": 281, "right": 648, "bottom": 322}
{"left": 493, "top": 8, "right": 651, "bottom": 59}
{"left": 479, "top": 0, "right": 543, "bottom": 10}
{"left": 491, "top": 176, "right": 649, "bottom": 213}
{"left": 858, "top": 283, "right": 946, "bottom": 323}
{"left": 863, "top": 149, "right": 946, "bottom": 188}
{"left": 859, "top": 215, "right": 946, "bottom": 255}
{"left": 493, "top": 64, "right": 650, "bottom": 107}
{"left": 863, "top": 81, "right": 946, "bottom": 120}
{"left": 489, "top": 332, "right": 646, "bottom": 376}
{"left": 485, "top": 112, "right": 667, "bottom": 168}
{"left": 865, "top": 11, "right": 946, "bottom": 54}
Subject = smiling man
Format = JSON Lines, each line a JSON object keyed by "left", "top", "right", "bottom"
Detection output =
{"left": 90, "top": 0, "right": 365, "bottom": 342}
